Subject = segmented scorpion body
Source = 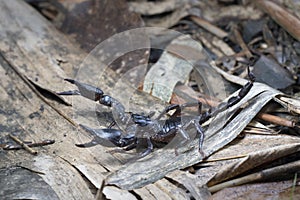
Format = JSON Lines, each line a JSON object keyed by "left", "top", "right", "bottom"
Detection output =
{"left": 58, "top": 67, "right": 255, "bottom": 160}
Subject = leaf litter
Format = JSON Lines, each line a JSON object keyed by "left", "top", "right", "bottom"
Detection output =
{"left": 2, "top": 0, "right": 300, "bottom": 199}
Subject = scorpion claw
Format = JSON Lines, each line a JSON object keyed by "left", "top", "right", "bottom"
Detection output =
{"left": 75, "top": 139, "right": 99, "bottom": 148}
{"left": 57, "top": 90, "right": 80, "bottom": 96}
{"left": 61, "top": 79, "right": 104, "bottom": 101}
{"left": 79, "top": 124, "right": 122, "bottom": 147}
{"left": 126, "top": 138, "right": 153, "bottom": 162}
{"left": 79, "top": 124, "right": 136, "bottom": 148}
{"left": 59, "top": 79, "right": 120, "bottom": 108}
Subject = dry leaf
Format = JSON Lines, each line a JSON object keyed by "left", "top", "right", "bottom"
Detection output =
{"left": 143, "top": 34, "right": 206, "bottom": 102}
{"left": 210, "top": 180, "right": 300, "bottom": 200}
{"left": 128, "top": 0, "right": 198, "bottom": 16}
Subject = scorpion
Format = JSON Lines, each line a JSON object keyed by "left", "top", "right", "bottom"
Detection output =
{"left": 58, "top": 66, "right": 255, "bottom": 160}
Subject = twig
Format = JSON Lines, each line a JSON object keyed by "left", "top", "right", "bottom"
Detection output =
{"left": 9, "top": 134, "right": 38, "bottom": 155}
{"left": 230, "top": 24, "right": 253, "bottom": 59}
{"left": 257, "top": 113, "right": 295, "bottom": 127}
{"left": 203, "top": 154, "right": 247, "bottom": 163}
{"left": 3, "top": 139, "right": 55, "bottom": 150}
{"left": 208, "top": 160, "right": 300, "bottom": 193}
{"left": 190, "top": 16, "right": 228, "bottom": 39}
{"left": 95, "top": 180, "right": 105, "bottom": 200}
{"left": 291, "top": 173, "right": 298, "bottom": 199}
{"left": 254, "top": 0, "right": 300, "bottom": 41}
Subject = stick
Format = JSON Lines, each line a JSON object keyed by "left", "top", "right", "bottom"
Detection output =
{"left": 257, "top": 113, "right": 295, "bottom": 127}
{"left": 9, "top": 134, "right": 38, "bottom": 155}
{"left": 190, "top": 16, "right": 228, "bottom": 39}
{"left": 3, "top": 139, "right": 55, "bottom": 150}
{"left": 254, "top": 0, "right": 300, "bottom": 41}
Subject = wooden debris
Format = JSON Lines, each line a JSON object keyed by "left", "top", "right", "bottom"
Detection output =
{"left": 255, "top": 0, "right": 300, "bottom": 41}
{"left": 190, "top": 16, "right": 228, "bottom": 39}
{"left": 257, "top": 113, "right": 295, "bottom": 128}
{"left": 208, "top": 160, "right": 300, "bottom": 193}
{"left": 3, "top": 139, "right": 55, "bottom": 151}
{"left": 9, "top": 134, "right": 38, "bottom": 155}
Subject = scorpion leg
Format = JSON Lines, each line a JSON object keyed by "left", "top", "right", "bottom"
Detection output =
{"left": 227, "top": 67, "right": 255, "bottom": 108}
{"left": 177, "top": 128, "right": 191, "bottom": 141}
{"left": 199, "top": 66, "right": 255, "bottom": 124}
{"left": 122, "top": 141, "right": 138, "bottom": 151}
{"left": 108, "top": 140, "right": 138, "bottom": 155}
{"left": 156, "top": 104, "right": 180, "bottom": 120}
{"left": 157, "top": 102, "right": 202, "bottom": 120}
{"left": 179, "top": 119, "right": 205, "bottom": 157}
{"left": 108, "top": 120, "right": 117, "bottom": 128}
{"left": 171, "top": 128, "right": 192, "bottom": 156}
{"left": 193, "top": 121, "right": 206, "bottom": 157}
{"left": 123, "top": 137, "right": 153, "bottom": 162}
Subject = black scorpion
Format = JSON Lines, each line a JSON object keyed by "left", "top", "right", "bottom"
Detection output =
{"left": 58, "top": 67, "right": 255, "bottom": 160}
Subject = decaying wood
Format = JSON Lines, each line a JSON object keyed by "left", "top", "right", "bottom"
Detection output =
{"left": 207, "top": 142, "right": 300, "bottom": 187}
{"left": 0, "top": 166, "right": 60, "bottom": 199}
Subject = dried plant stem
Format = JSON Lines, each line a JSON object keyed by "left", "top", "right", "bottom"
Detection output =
{"left": 255, "top": 0, "right": 300, "bottom": 41}
{"left": 257, "top": 113, "right": 295, "bottom": 127}
{"left": 9, "top": 134, "right": 37, "bottom": 155}
{"left": 190, "top": 16, "right": 228, "bottom": 39}
{"left": 208, "top": 160, "right": 300, "bottom": 193}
